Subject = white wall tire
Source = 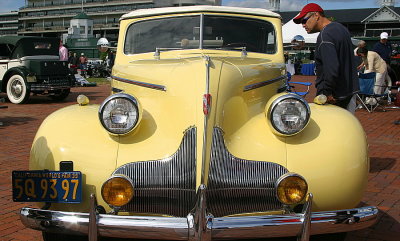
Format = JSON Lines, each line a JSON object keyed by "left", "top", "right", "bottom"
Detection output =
{"left": 6, "top": 74, "right": 30, "bottom": 104}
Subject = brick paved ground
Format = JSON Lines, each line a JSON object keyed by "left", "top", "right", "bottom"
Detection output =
{"left": 0, "top": 75, "right": 399, "bottom": 241}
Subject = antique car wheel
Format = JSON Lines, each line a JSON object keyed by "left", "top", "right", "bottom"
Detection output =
{"left": 6, "top": 74, "right": 30, "bottom": 104}
{"left": 42, "top": 232, "right": 87, "bottom": 241}
{"left": 49, "top": 89, "right": 70, "bottom": 101}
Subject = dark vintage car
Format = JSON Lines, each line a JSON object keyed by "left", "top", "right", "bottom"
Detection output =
{"left": 0, "top": 36, "right": 75, "bottom": 104}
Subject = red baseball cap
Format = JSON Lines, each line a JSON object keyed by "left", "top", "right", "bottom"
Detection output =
{"left": 293, "top": 3, "right": 324, "bottom": 24}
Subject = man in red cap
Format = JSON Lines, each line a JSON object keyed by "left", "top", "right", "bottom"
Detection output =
{"left": 293, "top": 3, "right": 359, "bottom": 113}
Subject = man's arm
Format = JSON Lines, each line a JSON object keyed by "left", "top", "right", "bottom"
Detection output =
{"left": 317, "top": 41, "right": 339, "bottom": 97}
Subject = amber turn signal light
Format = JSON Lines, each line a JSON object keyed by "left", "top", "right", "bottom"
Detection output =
{"left": 101, "top": 176, "right": 134, "bottom": 207}
{"left": 276, "top": 173, "right": 308, "bottom": 205}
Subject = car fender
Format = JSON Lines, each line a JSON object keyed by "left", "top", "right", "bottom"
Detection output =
{"left": 286, "top": 103, "right": 368, "bottom": 211}
{"left": 224, "top": 102, "right": 368, "bottom": 212}
{"left": 1, "top": 66, "right": 31, "bottom": 92}
{"left": 30, "top": 104, "right": 119, "bottom": 212}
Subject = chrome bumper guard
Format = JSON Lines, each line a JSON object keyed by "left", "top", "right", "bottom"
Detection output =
{"left": 20, "top": 186, "right": 378, "bottom": 241}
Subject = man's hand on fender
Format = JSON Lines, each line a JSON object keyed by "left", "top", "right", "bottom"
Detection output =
{"left": 326, "top": 95, "right": 336, "bottom": 104}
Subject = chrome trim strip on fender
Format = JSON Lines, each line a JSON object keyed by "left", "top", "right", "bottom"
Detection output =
{"left": 243, "top": 75, "right": 286, "bottom": 92}
{"left": 201, "top": 56, "right": 211, "bottom": 184}
{"left": 20, "top": 204, "right": 378, "bottom": 240}
{"left": 111, "top": 75, "right": 166, "bottom": 91}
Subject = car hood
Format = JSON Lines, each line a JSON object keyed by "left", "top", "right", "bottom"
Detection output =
{"left": 112, "top": 55, "right": 287, "bottom": 184}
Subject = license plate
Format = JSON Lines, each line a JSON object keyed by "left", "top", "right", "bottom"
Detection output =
{"left": 12, "top": 171, "right": 82, "bottom": 203}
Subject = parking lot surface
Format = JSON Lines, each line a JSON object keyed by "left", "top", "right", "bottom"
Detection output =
{"left": 0, "top": 75, "right": 399, "bottom": 241}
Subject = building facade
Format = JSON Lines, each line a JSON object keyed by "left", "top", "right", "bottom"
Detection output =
{"left": 18, "top": 0, "right": 221, "bottom": 39}
{"left": 0, "top": 12, "right": 19, "bottom": 36}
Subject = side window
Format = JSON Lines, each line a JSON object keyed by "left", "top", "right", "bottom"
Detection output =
{"left": 0, "top": 44, "right": 11, "bottom": 59}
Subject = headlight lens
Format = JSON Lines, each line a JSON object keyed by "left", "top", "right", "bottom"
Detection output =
{"left": 101, "top": 176, "right": 134, "bottom": 207}
{"left": 99, "top": 93, "right": 140, "bottom": 135}
{"left": 276, "top": 173, "right": 308, "bottom": 205}
{"left": 269, "top": 94, "right": 310, "bottom": 135}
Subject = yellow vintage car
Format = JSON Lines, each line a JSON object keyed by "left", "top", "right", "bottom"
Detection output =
{"left": 13, "top": 6, "right": 377, "bottom": 241}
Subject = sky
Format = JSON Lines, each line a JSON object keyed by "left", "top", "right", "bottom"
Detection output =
{"left": 2, "top": 0, "right": 399, "bottom": 13}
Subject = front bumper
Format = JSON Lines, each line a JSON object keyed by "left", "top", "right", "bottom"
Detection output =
{"left": 20, "top": 189, "right": 378, "bottom": 241}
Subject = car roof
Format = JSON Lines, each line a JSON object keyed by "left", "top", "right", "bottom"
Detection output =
{"left": 121, "top": 5, "right": 281, "bottom": 20}
{"left": 0, "top": 36, "right": 59, "bottom": 45}
{"left": 0, "top": 36, "right": 26, "bottom": 45}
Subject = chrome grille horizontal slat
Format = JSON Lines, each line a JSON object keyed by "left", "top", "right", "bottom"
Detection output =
{"left": 207, "top": 127, "right": 288, "bottom": 217}
{"left": 114, "top": 127, "right": 197, "bottom": 217}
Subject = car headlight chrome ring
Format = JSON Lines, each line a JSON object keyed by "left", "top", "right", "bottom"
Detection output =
{"left": 99, "top": 93, "right": 140, "bottom": 135}
{"left": 275, "top": 173, "right": 308, "bottom": 205}
{"left": 268, "top": 94, "right": 310, "bottom": 136}
{"left": 101, "top": 175, "right": 134, "bottom": 207}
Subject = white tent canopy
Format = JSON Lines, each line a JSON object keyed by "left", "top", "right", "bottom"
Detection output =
{"left": 282, "top": 19, "right": 360, "bottom": 46}
{"left": 282, "top": 19, "right": 319, "bottom": 44}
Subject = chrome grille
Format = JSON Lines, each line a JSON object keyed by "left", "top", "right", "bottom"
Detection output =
{"left": 114, "top": 127, "right": 197, "bottom": 217}
{"left": 207, "top": 127, "right": 288, "bottom": 217}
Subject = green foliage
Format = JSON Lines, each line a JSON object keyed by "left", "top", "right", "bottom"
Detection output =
{"left": 87, "top": 77, "right": 110, "bottom": 85}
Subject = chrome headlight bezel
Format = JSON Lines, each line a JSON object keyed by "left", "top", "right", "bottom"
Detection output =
{"left": 99, "top": 93, "right": 141, "bottom": 135}
{"left": 268, "top": 94, "right": 310, "bottom": 136}
{"left": 275, "top": 172, "right": 308, "bottom": 205}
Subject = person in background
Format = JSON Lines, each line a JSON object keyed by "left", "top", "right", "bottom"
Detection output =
{"left": 373, "top": 32, "right": 392, "bottom": 89}
{"left": 79, "top": 53, "right": 88, "bottom": 70}
{"left": 309, "top": 49, "right": 315, "bottom": 61}
{"left": 108, "top": 50, "right": 115, "bottom": 68}
{"left": 59, "top": 41, "right": 68, "bottom": 61}
{"left": 373, "top": 32, "right": 392, "bottom": 65}
{"left": 293, "top": 3, "right": 359, "bottom": 113}
{"left": 69, "top": 52, "right": 79, "bottom": 74}
{"left": 354, "top": 40, "right": 366, "bottom": 57}
{"left": 355, "top": 40, "right": 367, "bottom": 71}
{"left": 357, "top": 47, "right": 389, "bottom": 95}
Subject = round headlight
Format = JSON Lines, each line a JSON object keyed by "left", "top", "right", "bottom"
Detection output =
{"left": 101, "top": 176, "right": 134, "bottom": 207}
{"left": 99, "top": 93, "right": 140, "bottom": 135}
{"left": 276, "top": 173, "right": 308, "bottom": 205}
{"left": 269, "top": 94, "right": 310, "bottom": 136}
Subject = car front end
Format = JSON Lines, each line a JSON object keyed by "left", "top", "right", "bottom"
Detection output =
{"left": 13, "top": 6, "right": 377, "bottom": 240}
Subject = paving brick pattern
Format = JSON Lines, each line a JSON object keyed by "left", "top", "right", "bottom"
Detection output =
{"left": 0, "top": 75, "right": 399, "bottom": 241}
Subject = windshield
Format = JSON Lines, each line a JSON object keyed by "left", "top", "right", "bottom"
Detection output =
{"left": 124, "top": 15, "right": 276, "bottom": 55}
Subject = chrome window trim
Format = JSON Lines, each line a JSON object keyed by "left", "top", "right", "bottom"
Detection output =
{"left": 244, "top": 75, "right": 286, "bottom": 92}
{"left": 123, "top": 14, "right": 278, "bottom": 56}
{"left": 111, "top": 75, "right": 166, "bottom": 91}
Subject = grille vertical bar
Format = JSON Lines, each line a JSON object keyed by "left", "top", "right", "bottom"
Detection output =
{"left": 207, "top": 128, "right": 288, "bottom": 217}
{"left": 114, "top": 127, "right": 197, "bottom": 217}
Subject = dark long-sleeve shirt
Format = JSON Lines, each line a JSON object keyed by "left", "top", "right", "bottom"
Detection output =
{"left": 314, "top": 22, "right": 359, "bottom": 99}
{"left": 373, "top": 41, "right": 392, "bottom": 64}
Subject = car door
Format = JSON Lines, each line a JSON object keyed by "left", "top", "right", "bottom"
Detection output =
{"left": 0, "top": 43, "right": 11, "bottom": 82}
